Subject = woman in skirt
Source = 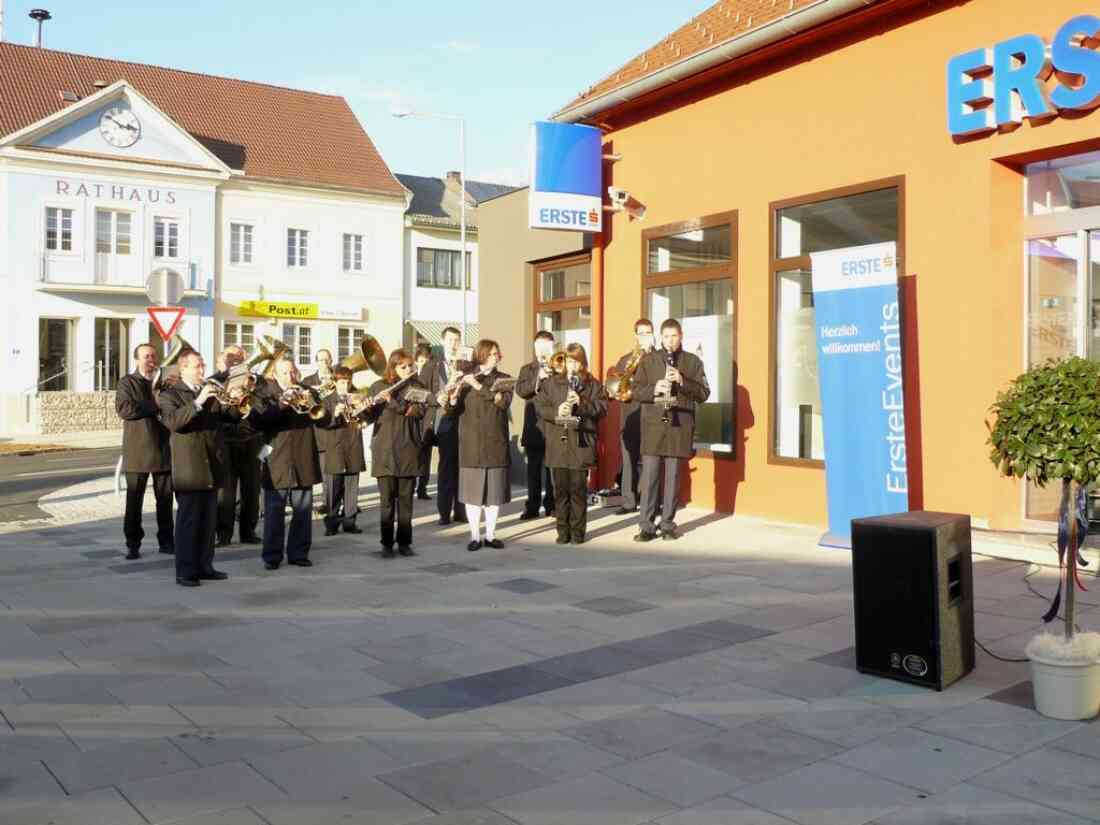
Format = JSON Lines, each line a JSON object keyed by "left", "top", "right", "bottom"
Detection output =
{"left": 361, "top": 349, "right": 428, "bottom": 558}
{"left": 444, "top": 339, "right": 513, "bottom": 552}
{"left": 536, "top": 343, "right": 607, "bottom": 544}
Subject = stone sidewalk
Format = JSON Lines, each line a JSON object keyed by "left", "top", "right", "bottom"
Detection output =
{"left": 0, "top": 482, "right": 1098, "bottom": 825}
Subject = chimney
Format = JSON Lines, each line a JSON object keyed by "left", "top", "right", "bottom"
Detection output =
{"left": 29, "top": 8, "right": 50, "bottom": 47}
{"left": 446, "top": 170, "right": 462, "bottom": 186}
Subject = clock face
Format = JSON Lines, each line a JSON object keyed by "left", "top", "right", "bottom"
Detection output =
{"left": 98, "top": 107, "right": 141, "bottom": 148}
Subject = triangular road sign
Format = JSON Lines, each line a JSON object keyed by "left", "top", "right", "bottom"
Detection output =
{"left": 147, "top": 306, "right": 186, "bottom": 342}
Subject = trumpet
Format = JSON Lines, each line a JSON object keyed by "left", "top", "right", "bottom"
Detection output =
{"left": 202, "top": 378, "right": 255, "bottom": 417}
{"left": 336, "top": 393, "right": 373, "bottom": 427}
{"left": 280, "top": 384, "right": 325, "bottom": 420}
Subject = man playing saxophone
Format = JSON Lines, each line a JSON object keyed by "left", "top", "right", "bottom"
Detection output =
{"left": 612, "top": 319, "right": 654, "bottom": 515}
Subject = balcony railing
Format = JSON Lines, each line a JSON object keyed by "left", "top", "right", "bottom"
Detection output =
{"left": 41, "top": 255, "right": 200, "bottom": 291}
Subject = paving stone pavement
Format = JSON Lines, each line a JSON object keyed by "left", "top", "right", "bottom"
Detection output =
{"left": 0, "top": 478, "right": 1098, "bottom": 824}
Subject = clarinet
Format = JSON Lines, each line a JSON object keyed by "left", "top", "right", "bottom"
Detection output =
{"left": 661, "top": 350, "right": 678, "bottom": 424}
{"left": 560, "top": 375, "right": 582, "bottom": 442}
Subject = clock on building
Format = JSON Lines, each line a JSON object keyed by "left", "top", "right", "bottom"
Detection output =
{"left": 98, "top": 106, "right": 141, "bottom": 148}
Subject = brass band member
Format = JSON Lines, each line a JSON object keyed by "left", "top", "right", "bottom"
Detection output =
{"left": 361, "top": 349, "right": 427, "bottom": 557}
{"left": 213, "top": 345, "right": 262, "bottom": 547}
{"left": 303, "top": 349, "right": 335, "bottom": 516}
{"left": 428, "top": 327, "right": 468, "bottom": 526}
{"left": 632, "top": 319, "right": 710, "bottom": 541}
{"left": 157, "top": 350, "right": 237, "bottom": 586}
{"left": 516, "top": 331, "right": 556, "bottom": 520}
{"left": 445, "top": 339, "right": 513, "bottom": 551}
{"left": 414, "top": 342, "right": 434, "bottom": 501}
{"left": 536, "top": 343, "right": 607, "bottom": 544}
{"left": 252, "top": 357, "right": 327, "bottom": 570}
{"left": 116, "top": 343, "right": 174, "bottom": 559}
{"left": 613, "top": 319, "right": 654, "bottom": 514}
{"left": 321, "top": 366, "right": 366, "bottom": 536}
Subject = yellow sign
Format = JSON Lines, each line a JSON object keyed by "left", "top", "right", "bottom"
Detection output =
{"left": 238, "top": 300, "right": 319, "bottom": 319}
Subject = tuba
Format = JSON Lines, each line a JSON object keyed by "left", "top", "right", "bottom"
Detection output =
{"left": 152, "top": 334, "right": 195, "bottom": 390}
{"left": 244, "top": 335, "right": 288, "bottom": 379}
{"left": 339, "top": 334, "right": 387, "bottom": 376}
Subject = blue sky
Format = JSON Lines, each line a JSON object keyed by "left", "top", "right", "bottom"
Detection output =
{"left": 5, "top": 0, "right": 711, "bottom": 185}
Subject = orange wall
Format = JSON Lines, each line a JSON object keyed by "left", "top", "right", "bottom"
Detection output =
{"left": 598, "top": 0, "right": 1100, "bottom": 529}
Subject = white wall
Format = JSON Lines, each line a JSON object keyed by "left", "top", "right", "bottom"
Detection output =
{"left": 404, "top": 225, "right": 479, "bottom": 326}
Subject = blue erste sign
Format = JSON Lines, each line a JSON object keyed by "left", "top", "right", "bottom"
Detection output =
{"left": 810, "top": 242, "right": 909, "bottom": 548}
{"left": 529, "top": 121, "right": 603, "bottom": 232}
{"left": 948, "top": 14, "right": 1100, "bottom": 137}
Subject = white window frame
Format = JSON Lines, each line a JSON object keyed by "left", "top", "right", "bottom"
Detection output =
{"left": 282, "top": 323, "right": 313, "bottom": 366}
{"left": 337, "top": 325, "right": 367, "bottom": 361}
{"left": 44, "top": 206, "right": 74, "bottom": 253}
{"left": 153, "top": 215, "right": 181, "bottom": 260}
{"left": 228, "top": 220, "right": 257, "bottom": 267}
{"left": 222, "top": 320, "right": 257, "bottom": 352}
{"left": 342, "top": 232, "right": 364, "bottom": 273}
{"left": 95, "top": 207, "right": 134, "bottom": 256}
{"left": 286, "top": 228, "right": 310, "bottom": 268}
{"left": 42, "top": 199, "right": 81, "bottom": 258}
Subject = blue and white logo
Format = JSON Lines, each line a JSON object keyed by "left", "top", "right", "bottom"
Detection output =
{"left": 529, "top": 122, "right": 603, "bottom": 233}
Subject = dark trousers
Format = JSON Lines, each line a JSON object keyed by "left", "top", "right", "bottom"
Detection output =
{"left": 639, "top": 455, "right": 682, "bottom": 534}
{"left": 378, "top": 475, "right": 414, "bottom": 548}
{"left": 435, "top": 427, "right": 466, "bottom": 521}
{"left": 263, "top": 487, "right": 313, "bottom": 564}
{"left": 417, "top": 442, "right": 432, "bottom": 496}
{"left": 325, "top": 473, "right": 360, "bottom": 530}
{"left": 174, "top": 489, "right": 217, "bottom": 580}
{"left": 620, "top": 431, "right": 642, "bottom": 510}
{"left": 124, "top": 471, "right": 174, "bottom": 550}
{"left": 525, "top": 450, "right": 555, "bottom": 515}
{"left": 551, "top": 468, "right": 588, "bottom": 540}
{"left": 318, "top": 452, "right": 332, "bottom": 512}
{"left": 217, "top": 440, "right": 261, "bottom": 540}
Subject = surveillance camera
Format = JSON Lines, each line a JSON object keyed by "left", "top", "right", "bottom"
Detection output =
{"left": 607, "top": 186, "right": 630, "bottom": 205}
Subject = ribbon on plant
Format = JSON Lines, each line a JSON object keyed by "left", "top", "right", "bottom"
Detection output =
{"left": 1043, "top": 480, "right": 1090, "bottom": 624}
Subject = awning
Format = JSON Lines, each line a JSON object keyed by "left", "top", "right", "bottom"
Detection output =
{"left": 406, "top": 319, "right": 480, "bottom": 346}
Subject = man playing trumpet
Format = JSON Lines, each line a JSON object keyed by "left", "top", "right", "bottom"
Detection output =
{"left": 321, "top": 365, "right": 366, "bottom": 536}
{"left": 213, "top": 345, "right": 262, "bottom": 547}
{"left": 427, "top": 326, "right": 468, "bottom": 526}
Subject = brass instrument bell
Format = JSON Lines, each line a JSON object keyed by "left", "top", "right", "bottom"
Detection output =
{"left": 339, "top": 334, "right": 386, "bottom": 376}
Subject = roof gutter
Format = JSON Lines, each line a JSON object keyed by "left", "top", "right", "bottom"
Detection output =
{"left": 551, "top": 0, "right": 878, "bottom": 123}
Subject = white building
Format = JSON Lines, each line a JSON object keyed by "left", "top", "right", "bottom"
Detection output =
{"left": 0, "top": 42, "right": 408, "bottom": 435}
{"left": 396, "top": 173, "right": 518, "bottom": 353}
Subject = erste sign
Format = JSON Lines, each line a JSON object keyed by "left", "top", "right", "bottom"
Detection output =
{"left": 947, "top": 14, "right": 1100, "bottom": 137}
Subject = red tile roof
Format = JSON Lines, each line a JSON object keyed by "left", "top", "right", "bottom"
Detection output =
{"left": 555, "top": 0, "right": 841, "bottom": 119}
{"left": 0, "top": 42, "right": 404, "bottom": 197}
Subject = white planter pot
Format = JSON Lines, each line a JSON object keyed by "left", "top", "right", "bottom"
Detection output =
{"left": 1029, "top": 654, "right": 1100, "bottom": 720}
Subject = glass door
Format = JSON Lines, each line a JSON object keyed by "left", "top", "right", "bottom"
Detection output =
{"left": 95, "top": 318, "right": 129, "bottom": 390}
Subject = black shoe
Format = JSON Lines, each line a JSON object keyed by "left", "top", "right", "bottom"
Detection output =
{"left": 125, "top": 548, "right": 141, "bottom": 560}
{"left": 176, "top": 576, "right": 200, "bottom": 587}
{"left": 318, "top": 504, "right": 329, "bottom": 515}
{"left": 381, "top": 547, "right": 397, "bottom": 559}
{"left": 198, "top": 570, "right": 228, "bottom": 581}
{"left": 519, "top": 510, "right": 539, "bottom": 521}
{"left": 572, "top": 536, "right": 586, "bottom": 545}
{"left": 467, "top": 540, "right": 482, "bottom": 552}
{"left": 454, "top": 515, "right": 468, "bottom": 524}
{"left": 239, "top": 535, "right": 261, "bottom": 545}
{"left": 264, "top": 561, "right": 280, "bottom": 571}
{"left": 614, "top": 506, "right": 636, "bottom": 515}
{"left": 343, "top": 524, "right": 363, "bottom": 534}
{"left": 397, "top": 545, "right": 416, "bottom": 557}
{"left": 215, "top": 536, "right": 231, "bottom": 548}
{"left": 633, "top": 531, "right": 658, "bottom": 543}
{"left": 555, "top": 536, "right": 570, "bottom": 544}
{"left": 288, "top": 558, "right": 313, "bottom": 567}
{"left": 484, "top": 538, "right": 504, "bottom": 549}
{"left": 159, "top": 545, "right": 175, "bottom": 555}
{"left": 417, "top": 492, "right": 431, "bottom": 500}
{"left": 324, "top": 527, "right": 339, "bottom": 537}
{"left": 661, "top": 525, "right": 679, "bottom": 541}
{"left": 543, "top": 509, "right": 555, "bottom": 518}
{"left": 438, "top": 517, "right": 452, "bottom": 526}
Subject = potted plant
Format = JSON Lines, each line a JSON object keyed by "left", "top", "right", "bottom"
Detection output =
{"left": 987, "top": 356, "right": 1100, "bottom": 720}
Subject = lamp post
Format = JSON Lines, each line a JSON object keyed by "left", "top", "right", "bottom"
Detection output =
{"left": 392, "top": 110, "right": 468, "bottom": 343}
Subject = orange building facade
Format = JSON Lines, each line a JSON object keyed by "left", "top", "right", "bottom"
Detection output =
{"left": 552, "top": 0, "right": 1100, "bottom": 531}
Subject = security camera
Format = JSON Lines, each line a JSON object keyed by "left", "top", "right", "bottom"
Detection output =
{"left": 607, "top": 186, "right": 630, "bottom": 206}
{"left": 606, "top": 186, "right": 647, "bottom": 221}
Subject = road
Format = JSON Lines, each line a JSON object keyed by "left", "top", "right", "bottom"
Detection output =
{"left": 0, "top": 447, "right": 120, "bottom": 523}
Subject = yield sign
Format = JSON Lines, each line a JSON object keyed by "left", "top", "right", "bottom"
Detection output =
{"left": 147, "top": 306, "right": 186, "bottom": 342}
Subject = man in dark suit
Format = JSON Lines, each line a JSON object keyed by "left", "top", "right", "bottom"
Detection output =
{"left": 515, "top": 331, "right": 556, "bottom": 519}
{"left": 612, "top": 319, "right": 654, "bottom": 515}
{"left": 115, "top": 343, "right": 174, "bottom": 559}
{"left": 428, "top": 326, "right": 468, "bottom": 525}
{"left": 213, "top": 345, "right": 262, "bottom": 547}
{"left": 157, "top": 350, "right": 235, "bottom": 586}
{"left": 631, "top": 318, "right": 710, "bottom": 542}
{"left": 414, "top": 343, "right": 434, "bottom": 500}
{"left": 303, "top": 349, "right": 334, "bottom": 515}
{"left": 252, "top": 357, "right": 326, "bottom": 570}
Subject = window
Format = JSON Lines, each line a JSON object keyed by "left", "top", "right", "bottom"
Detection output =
{"left": 96, "top": 209, "right": 131, "bottom": 255}
{"left": 38, "top": 318, "right": 71, "bottom": 391}
{"left": 287, "top": 228, "right": 308, "bottom": 267}
{"left": 45, "top": 207, "right": 73, "bottom": 252}
{"left": 534, "top": 253, "right": 592, "bottom": 351}
{"left": 338, "top": 326, "right": 366, "bottom": 360}
{"left": 230, "top": 222, "right": 253, "bottom": 265}
{"left": 223, "top": 322, "right": 255, "bottom": 351}
{"left": 343, "top": 233, "right": 364, "bottom": 272}
{"left": 94, "top": 318, "right": 129, "bottom": 390}
{"left": 644, "top": 211, "right": 737, "bottom": 454}
{"left": 770, "top": 180, "right": 901, "bottom": 464}
{"left": 416, "top": 248, "right": 471, "bottom": 289}
{"left": 154, "top": 217, "right": 179, "bottom": 259}
{"left": 282, "top": 324, "right": 312, "bottom": 365}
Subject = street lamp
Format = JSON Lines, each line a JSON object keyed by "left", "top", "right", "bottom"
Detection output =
{"left": 392, "top": 109, "right": 468, "bottom": 344}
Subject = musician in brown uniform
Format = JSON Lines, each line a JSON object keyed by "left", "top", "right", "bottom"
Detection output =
{"left": 515, "top": 331, "right": 556, "bottom": 520}
{"left": 444, "top": 339, "right": 513, "bottom": 551}
{"left": 321, "top": 365, "right": 365, "bottom": 536}
{"left": 536, "top": 343, "right": 607, "bottom": 544}
{"left": 303, "top": 349, "right": 335, "bottom": 515}
{"left": 116, "top": 343, "right": 173, "bottom": 559}
{"left": 612, "top": 319, "right": 654, "bottom": 515}
{"left": 361, "top": 349, "right": 428, "bottom": 557}
{"left": 213, "top": 345, "right": 262, "bottom": 547}
{"left": 631, "top": 319, "right": 710, "bottom": 542}
{"left": 414, "top": 342, "right": 434, "bottom": 501}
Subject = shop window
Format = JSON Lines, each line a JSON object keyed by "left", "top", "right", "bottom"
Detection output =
{"left": 45, "top": 207, "right": 73, "bottom": 252}
{"left": 283, "top": 323, "right": 312, "bottom": 366}
{"left": 343, "top": 233, "right": 364, "bottom": 272}
{"left": 230, "top": 222, "right": 254, "bottom": 265}
{"left": 38, "top": 318, "right": 71, "bottom": 391}
{"left": 338, "top": 326, "right": 366, "bottom": 361}
{"left": 534, "top": 253, "right": 592, "bottom": 352}
{"left": 644, "top": 211, "right": 737, "bottom": 455}
{"left": 417, "top": 248, "right": 471, "bottom": 289}
{"left": 94, "top": 318, "right": 130, "bottom": 390}
{"left": 223, "top": 322, "right": 255, "bottom": 351}
{"left": 770, "top": 181, "right": 901, "bottom": 465}
{"left": 153, "top": 217, "right": 180, "bottom": 259}
{"left": 287, "top": 228, "right": 309, "bottom": 267}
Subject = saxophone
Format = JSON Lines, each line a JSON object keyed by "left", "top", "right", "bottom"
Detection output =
{"left": 606, "top": 345, "right": 644, "bottom": 402}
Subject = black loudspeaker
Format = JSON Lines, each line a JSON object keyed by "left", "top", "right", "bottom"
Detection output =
{"left": 851, "top": 511, "right": 975, "bottom": 691}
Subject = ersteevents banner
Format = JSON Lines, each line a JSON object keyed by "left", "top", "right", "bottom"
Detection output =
{"left": 810, "top": 241, "right": 908, "bottom": 548}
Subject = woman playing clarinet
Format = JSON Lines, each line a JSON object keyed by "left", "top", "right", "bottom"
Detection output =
{"left": 444, "top": 339, "right": 514, "bottom": 552}
{"left": 535, "top": 343, "right": 607, "bottom": 544}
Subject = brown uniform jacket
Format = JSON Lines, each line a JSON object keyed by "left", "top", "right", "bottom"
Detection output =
{"left": 320, "top": 393, "right": 367, "bottom": 475}
{"left": 445, "top": 368, "right": 513, "bottom": 468}
{"left": 116, "top": 372, "right": 170, "bottom": 473}
{"left": 515, "top": 360, "right": 549, "bottom": 451}
{"left": 251, "top": 381, "right": 326, "bottom": 490}
{"left": 363, "top": 378, "right": 427, "bottom": 478}
{"left": 157, "top": 383, "right": 237, "bottom": 492}
{"left": 535, "top": 374, "right": 607, "bottom": 469}
{"left": 613, "top": 349, "right": 647, "bottom": 451}
{"left": 303, "top": 372, "right": 333, "bottom": 452}
{"left": 631, "top": 348, "right": 711, "bottom": 458}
